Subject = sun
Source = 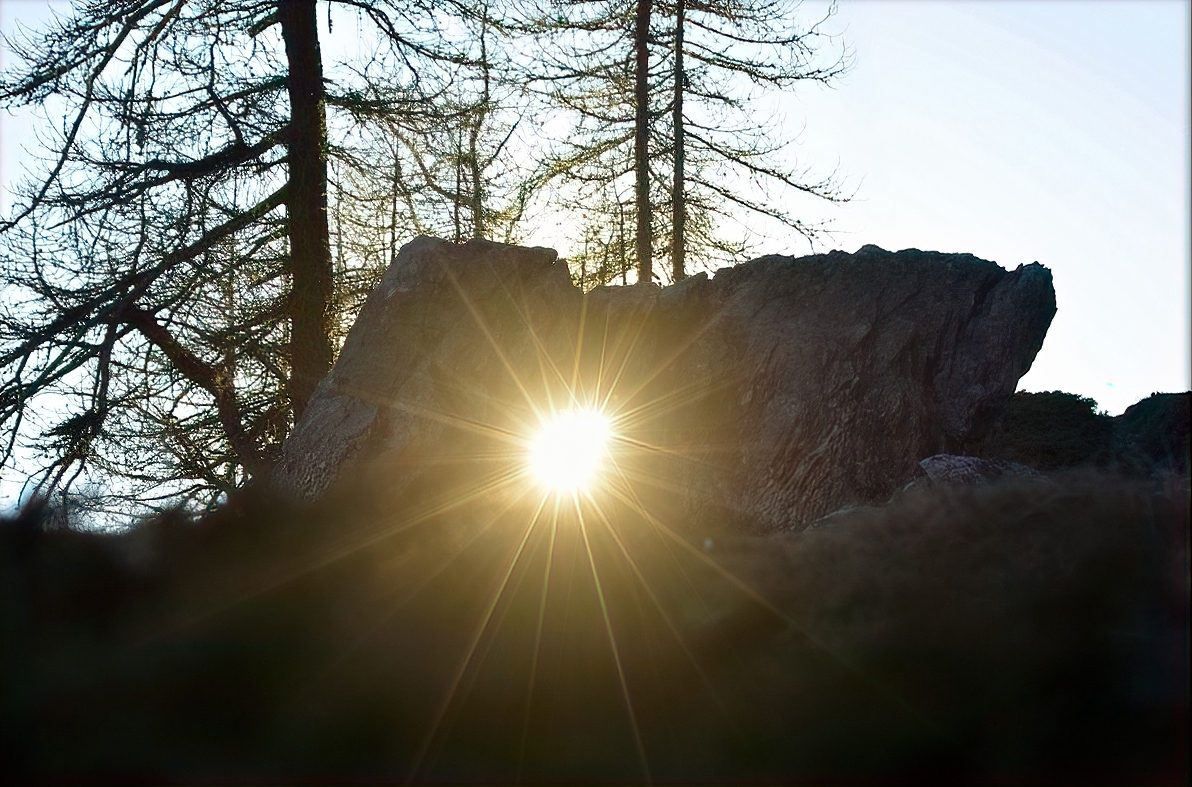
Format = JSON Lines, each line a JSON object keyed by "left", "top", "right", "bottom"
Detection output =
{"left": 527, "top": 408, "right": 614, "bottom": 494}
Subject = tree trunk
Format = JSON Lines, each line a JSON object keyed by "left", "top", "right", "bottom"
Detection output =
{"left": 634, "top": 0, "right": 653, "bottom": 285}
{"left": 279, "top": 0, "right": 334, "bottom": 421}
{"left": 469, "top": 11, "right": 491, "bottom": 240}
{"left": 671, "top": 0, "right": 685, "bottom": 283}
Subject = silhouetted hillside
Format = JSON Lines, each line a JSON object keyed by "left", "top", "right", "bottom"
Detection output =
{"left": 1117, "top": 392, "right": 1191, "bottom": 476}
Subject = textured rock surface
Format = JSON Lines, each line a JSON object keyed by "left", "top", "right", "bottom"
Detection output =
{"left": 274, "top": 237, "right": 574, "bottom": 500}
{"left": 275, "top": 238, "right": 1056, "bottom": 532}
{"left": 917, "top": 454, "right": 1047, "bottom": 487}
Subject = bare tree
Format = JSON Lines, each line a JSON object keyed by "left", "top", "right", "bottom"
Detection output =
{"left": 279, "top": 0, "right": 334, "bottom": 417}
{"left": 519, "top": 0, "right": 849, "bottom": 286}
{"left": 0, "top": 0, "right": 471, "bottom": 516}
{"left": 330, "top": 0, "right": 537, "bottom": 272}
{"left": 635, "top": 0, "right": 654, "bottom": 284}
{"left": 665, "top": 0, "right": 851, "bottom": 279}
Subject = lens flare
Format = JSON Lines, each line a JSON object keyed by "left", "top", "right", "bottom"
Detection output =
{"left": 527, "top": 409, "right": 613, "bottom": 493}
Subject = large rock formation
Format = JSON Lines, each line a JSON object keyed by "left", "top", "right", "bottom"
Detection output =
{"left": 275, "top": 237, "right": 1056, "bottom": 533}
{"left": 274, "top": 237, "right": 570, "bottom": 503}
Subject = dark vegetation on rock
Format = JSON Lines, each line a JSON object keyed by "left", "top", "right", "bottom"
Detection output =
{"left": 1116, "top": 392, "right": 1190, "bottom": 476}
{"left": 979, "top": 390, "right": 1190, "bottom": 476}
{"left": 980, "top": 391, "right": 1117, "bottom": 471}
{"left": 2, "top": 468, "right": 1187, "bottom": 784}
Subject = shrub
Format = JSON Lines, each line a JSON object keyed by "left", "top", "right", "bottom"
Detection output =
{"left": 981, "top": 391, "right": 1116, "bottom": 471}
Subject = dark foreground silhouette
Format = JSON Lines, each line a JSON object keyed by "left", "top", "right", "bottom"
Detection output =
{"left": 2, "top": 469, "right": 1187, "bottom": 784}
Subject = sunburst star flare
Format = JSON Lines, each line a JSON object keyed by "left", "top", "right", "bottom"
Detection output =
{"left": 526, "top": 409, "right": 614, "bottom": 494}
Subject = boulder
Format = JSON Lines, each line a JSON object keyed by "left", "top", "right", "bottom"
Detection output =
{"left": 916, "top": 454, "right": 1047, "bottom": 488}
{"left": 275, "top": 238, "right": 1056, "bottom": 533}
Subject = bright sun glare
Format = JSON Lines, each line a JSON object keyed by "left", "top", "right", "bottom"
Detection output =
{"left": 527, "top": 409, "right": 613, "bottom": 494}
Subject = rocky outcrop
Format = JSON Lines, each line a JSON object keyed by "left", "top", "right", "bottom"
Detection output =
{"left": 275, "top": 237, "right": 1056, "bottom": 533}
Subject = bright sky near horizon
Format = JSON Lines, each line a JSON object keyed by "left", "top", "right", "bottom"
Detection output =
{"left": 1, "top": 0, "right": 1189, "bottom": 416}
{"left": 784, "top": 0, "right": 1191, "bottom": 416}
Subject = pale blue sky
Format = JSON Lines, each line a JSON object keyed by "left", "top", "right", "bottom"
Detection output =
{"left": 780, "top": 0, "right": 1190, "bottom": 414}
{"left": 2, "top": 0, "right": 1189, "bottom": 415}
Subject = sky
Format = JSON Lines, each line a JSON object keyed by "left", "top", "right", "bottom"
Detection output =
{"left": 775, "top": 0, "right": 1191, "bottom": 415}
{"left": 1, "top": 0, "right": 1189, "bottom": 418}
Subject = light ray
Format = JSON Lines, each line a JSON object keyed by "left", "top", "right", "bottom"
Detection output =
{"left": 569, "top": 293, "right": 589, "bottom": 400}
{"left": 280, "top": 485, "right": 540, "bottom": 721}
{"left": 439, "top": 260, "right": 548, "bottom": 419}
{"left": 474, "top": 263, "right": 576, "bottom": 412}
{"left": 408, "top": 492, "right": 550, "bottom": 781}
{"left": 138, "top": 462, "right": 529, "bottom": 645}
{"left": 575, "top": 497, "right": 652, "bottom": 783}
{"left": 320, "top": 378, "right": 528, "bottom": 445}
{"left": 591, "top": 295, "right": 655, "bottom": 415}
{"left": 517, "top": 494, "right": 560, "bottom": 782}
{"left": 607, "top": 372, "right": 737, "bottom": 433}
{"left": 594, "top": 297, "right": 612, "bottom": 408}
{"left": 529, "top": 320, "right": 566, "bottom": 414}
{"left": 603, "top": 467, "right": 941, "bottom": 735}
{"left": 599, "top": 298, "right": 736, "bottom": 416}
{"left": 584, "top": 493, "right": 744, "bottom": 740}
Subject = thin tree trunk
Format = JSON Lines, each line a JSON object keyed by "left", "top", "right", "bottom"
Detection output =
{"left": 634, "top": 0, "right": 653, "bottom": 285}
{"left": 389, "top": 152, "right": 400, "bottom": 266}
{"left": 453, "top": 124, "right": 462, "bottom": 242}
{"left": 671, "top": 0, "right": 685, "bottom": 282}
{"left": 279, "top": 0, "right": 333, "bottom": 421}
{"left": 469, "top": 9, "right": 490, "bottom": 239}
{"left": 619, "top": 197, "right": 627, "bottom": 284}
